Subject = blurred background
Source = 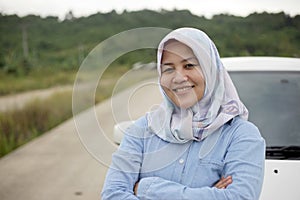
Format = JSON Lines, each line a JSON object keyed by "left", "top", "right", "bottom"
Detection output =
{"left": 0, "top": 0, "right": 299, "bottom": 199}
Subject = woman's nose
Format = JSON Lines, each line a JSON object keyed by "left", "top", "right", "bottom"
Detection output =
{"left": 173, "top": 70, "right": 188, "bottom": 83}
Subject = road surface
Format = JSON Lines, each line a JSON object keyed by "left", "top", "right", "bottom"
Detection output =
{"left": 0, "top": 85, "right": 73, "bottom": 111}
{"left": 0, "top": 79, "right": 161, "bottom": 200}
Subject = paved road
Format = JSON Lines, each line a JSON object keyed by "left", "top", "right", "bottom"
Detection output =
{"left": 0, "top": 79, "right": 162, "bottom": 200}
{"left": 0, "top": 85, "right": 73, "bottom": 111}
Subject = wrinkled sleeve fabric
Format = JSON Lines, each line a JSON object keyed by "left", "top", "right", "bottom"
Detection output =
{"left": 136, "top": 122, "right": 266, "bottom": 200}
{"left": 101, "top": 118, "right": 146, "bottom": 200}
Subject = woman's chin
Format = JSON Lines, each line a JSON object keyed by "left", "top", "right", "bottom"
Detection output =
{"left": 175, "top": 99, "right": 197, "bottom": 109}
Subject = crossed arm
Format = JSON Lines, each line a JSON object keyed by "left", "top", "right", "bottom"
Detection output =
{"left": 134, "top": 176, "right": 232, "bottom": 195}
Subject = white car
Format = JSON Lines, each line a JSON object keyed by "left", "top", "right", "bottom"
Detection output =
{"left": 114, "top": 57, "right": 300, "bottom": 200}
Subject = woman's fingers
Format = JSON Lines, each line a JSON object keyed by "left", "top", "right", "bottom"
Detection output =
{"left": 214, "top": 176, "right": 232, "bottom": 189}
{"left": 134, "top": 182, "right": 139, "bottom": 195}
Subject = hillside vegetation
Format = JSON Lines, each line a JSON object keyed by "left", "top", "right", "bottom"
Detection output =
{"left": 1, "top": 10, "right": 299, "bottom": 76}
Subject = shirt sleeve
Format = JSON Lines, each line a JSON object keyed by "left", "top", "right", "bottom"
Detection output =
{"left": 136, "top": 122, "right": 266, "bottom": 200}
{"left": 101, "top": 118, "right": 146, "bottom": 200}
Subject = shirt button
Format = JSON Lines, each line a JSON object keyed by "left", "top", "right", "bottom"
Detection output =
{"left": 179, "top": 159, "right": 184, "bottom": 164}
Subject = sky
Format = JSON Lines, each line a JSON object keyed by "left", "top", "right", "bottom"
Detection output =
{"left": 0, "top": 0, "right": 299, "bottom": 19}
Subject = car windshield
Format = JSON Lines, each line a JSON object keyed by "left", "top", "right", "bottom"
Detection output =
{"left": 229, "top": 71, "right": 300, "bottom": 149}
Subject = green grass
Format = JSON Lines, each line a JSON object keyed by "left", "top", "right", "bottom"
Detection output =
{"left": 0, "top": 91, "right": 73, "bottom": 157}
{"left": 0, "top": 68, "right": 77, "bottom": 96}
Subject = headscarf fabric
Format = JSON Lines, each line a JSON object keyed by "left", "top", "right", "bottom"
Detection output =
{"left": 147, "top": 28, "right": 248, "bottom": 143}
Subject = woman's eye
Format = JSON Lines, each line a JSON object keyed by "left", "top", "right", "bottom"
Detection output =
{"left": 185, "top": 63, "right": 197, "bottom": 69}
{"left": 162, "top": 67, "right": 174, "bottom": 73}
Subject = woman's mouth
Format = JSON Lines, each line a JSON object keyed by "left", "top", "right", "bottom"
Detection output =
{"left": 172, "top": 86, "right": 194, "bottom": 93}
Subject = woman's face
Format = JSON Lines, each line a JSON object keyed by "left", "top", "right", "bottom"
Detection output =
{"left": 160, "top": 41, "right": 205, "bottom": 109}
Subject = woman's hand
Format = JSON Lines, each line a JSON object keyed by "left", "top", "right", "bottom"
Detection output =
{"left": 214, "top": 176, "right": 232, "bottom": 189}
{"left": 134, "top": 181, "right": 139, "bottom": 195}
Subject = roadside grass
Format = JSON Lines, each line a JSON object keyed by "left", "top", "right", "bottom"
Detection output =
{"left": 0, "top": 68, "right": 77, "bottom": 96}
{"left": 0, "top": 91, "right": 73, "bottom": 157}
{"left": 0, "top": 67, "right": 156, "bottom": 157}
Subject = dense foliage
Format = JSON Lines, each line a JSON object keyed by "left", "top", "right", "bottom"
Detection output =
{"left": 0, "top": 9, "right": 299, "bottom": 74}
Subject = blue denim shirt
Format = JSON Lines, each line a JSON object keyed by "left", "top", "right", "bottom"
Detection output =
{"left": 101, "top": 116, "right": 265, "bottom": 200}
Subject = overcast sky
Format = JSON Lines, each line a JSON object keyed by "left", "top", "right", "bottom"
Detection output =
{"left": 0, "top": 0, "right": 299, "bottom": 19}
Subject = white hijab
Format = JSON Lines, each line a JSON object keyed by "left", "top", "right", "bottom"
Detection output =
{"left": 147, "top": 27, "right": 248, "bottom": 143}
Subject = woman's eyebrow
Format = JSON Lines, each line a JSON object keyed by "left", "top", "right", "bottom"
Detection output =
{"left": 181, "top": 57, "right": 198, "bottom": 62}
{"left": 161, "top": 62, "right": 174, "bottom": 66}
{"left": 162, "top": 57, "right": 198, "bottom": 65}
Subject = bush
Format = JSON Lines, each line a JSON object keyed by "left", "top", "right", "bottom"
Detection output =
{"left": 0, "top": 91, "right": 73, "bottom": 157}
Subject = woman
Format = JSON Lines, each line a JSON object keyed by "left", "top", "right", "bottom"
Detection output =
{"left": 101, "top": 28, "right": 265, "bottom": 200}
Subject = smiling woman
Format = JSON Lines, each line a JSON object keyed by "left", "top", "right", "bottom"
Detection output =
{"left": 102, "top": 28, "right": 265, "bottom": 200}
{"left": 160, "top": 39, "right": 205, "bottom": 109}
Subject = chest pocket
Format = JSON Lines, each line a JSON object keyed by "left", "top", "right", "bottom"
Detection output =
{"left": 190, "top": 158, "right": 224, "bottom": 187}
{"left": 189, "top": 125, "right": 227, "bottom": 187}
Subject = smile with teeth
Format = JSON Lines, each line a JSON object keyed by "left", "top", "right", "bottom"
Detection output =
{"left": 173, "top": 86, "right": 194, "bottom": 93}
